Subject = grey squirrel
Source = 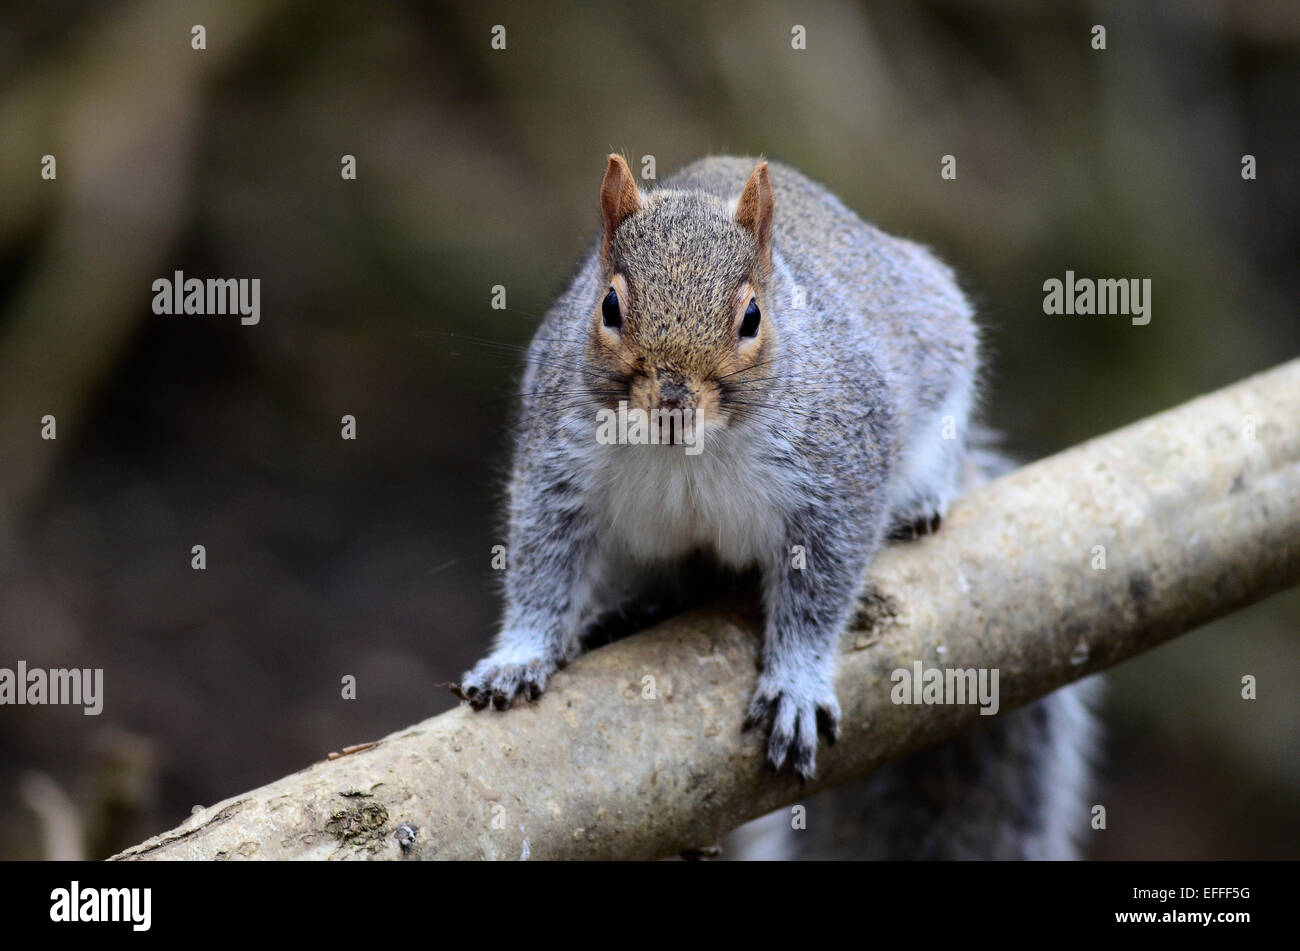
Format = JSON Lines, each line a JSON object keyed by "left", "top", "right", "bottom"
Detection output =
{"left": 455, "top": 155, "right": 1100, "bottom": 857}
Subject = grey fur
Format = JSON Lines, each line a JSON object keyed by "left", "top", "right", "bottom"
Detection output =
{"left": 456, "top": 157, "right": 1098, "bottom": 855}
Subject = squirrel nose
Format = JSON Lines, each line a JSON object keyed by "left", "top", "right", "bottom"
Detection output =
{"left": 657, "top": 381, "right": 693, "bottom": 409}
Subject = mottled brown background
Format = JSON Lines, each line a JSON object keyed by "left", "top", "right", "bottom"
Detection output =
{"left": 0, "top": 0, "right": 1296, "bottom": 858}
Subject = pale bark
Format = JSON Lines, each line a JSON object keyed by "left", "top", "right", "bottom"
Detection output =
{"left": 114, "top": 359, "right": 1300, "bottom": 860}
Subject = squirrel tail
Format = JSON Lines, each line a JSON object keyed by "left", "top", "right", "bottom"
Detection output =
{"left": 847, "top": 677, "right": 1103, "bottom": 859}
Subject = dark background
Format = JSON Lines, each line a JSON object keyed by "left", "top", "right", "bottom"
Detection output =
{"left": 0, "top": 0, "right": 1297, "bottom": 859}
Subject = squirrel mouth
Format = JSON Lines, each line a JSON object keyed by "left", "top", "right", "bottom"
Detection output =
{"left": 594, "top": 399, "right": 708, "bottom": 451}
{"left": 654, "top": 411, "right": 687, "bottom": 446}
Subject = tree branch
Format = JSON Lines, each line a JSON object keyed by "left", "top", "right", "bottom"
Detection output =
{"left": 113, "top": 359, "right": 1300, "bottom": 860}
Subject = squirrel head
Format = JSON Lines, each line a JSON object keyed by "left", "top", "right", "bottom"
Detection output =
{"left": 587, "top": 154, "right": 776, "bottom": 435}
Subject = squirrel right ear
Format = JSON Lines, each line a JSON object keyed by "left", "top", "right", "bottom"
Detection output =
{"left": 600, "top": 154, "right": 642, "bottom": 262}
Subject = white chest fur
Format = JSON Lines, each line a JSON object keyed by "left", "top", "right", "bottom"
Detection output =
{"left": 586, "top": 430, "right": 792, "bottom": 570}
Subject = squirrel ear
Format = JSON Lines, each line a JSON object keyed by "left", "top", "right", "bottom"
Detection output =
{"left": 600, "top": 154, "right": 642, "bottom": 262}
{"left": 735, "top": 161, "right": 774, "bottom": 275}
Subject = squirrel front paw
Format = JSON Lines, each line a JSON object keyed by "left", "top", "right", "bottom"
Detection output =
{"left": 452, "top": 650, "right": 558, "bottom": 711}
{"left": 743, "top": 676, "right": 842, "bottom": 781}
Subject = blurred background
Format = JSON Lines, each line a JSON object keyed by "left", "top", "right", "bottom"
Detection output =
{"left": 0, "top": 0, "right": 1297, "bottom": 859}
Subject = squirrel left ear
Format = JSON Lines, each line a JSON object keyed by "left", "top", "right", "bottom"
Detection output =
{"left": 735, "top": 161, "right": 774, "bottom": 278}
{"left": 600, "top": 154, "right": 642, "bottom": 263}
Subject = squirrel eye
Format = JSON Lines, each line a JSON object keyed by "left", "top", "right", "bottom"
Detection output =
{"left": 601, "top": 288, "right": 621, "bottom": 329}
{"left": 739, "top": 299, "right": 761, "bottom": 338}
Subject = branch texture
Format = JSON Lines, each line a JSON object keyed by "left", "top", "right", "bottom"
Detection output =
{"left": 114, "top": 359, "right": 1300, "bottom": 860}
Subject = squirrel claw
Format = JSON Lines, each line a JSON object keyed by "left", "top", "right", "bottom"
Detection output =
{"left": 816, "top": 704, "right": 841, "bottom": 745}
{"left": 888, "top": 510, "right": 943, "bottom": 542}
{"left": 455, "top": 654, "right": 557, "bottom": 711}
{"left": 746, "top": 684, "right": 841, "bottom": 782}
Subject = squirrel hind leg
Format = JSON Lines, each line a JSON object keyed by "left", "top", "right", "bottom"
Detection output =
{"left": 884, "top": 468, "right": 953, "bottom": 540}
{"left": 884, "top": 437, "right": 966, "bottom": 544}
{"left": 886, "top": 508, "right": 943, "bottom": 542}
